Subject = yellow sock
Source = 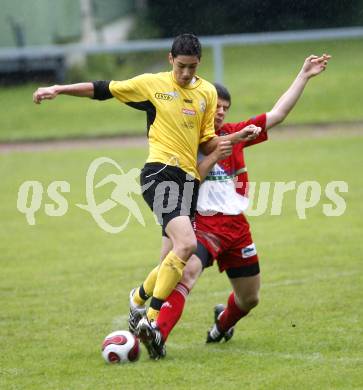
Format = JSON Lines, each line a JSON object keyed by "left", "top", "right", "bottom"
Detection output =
{"left": 147, "top": 251, "right": 185, "bottom": 321}
{"left": 133, "top": 266, "right": 159, "bottom": 306}
{"left": 147, "top": 307, "right": 160, "bottom": 323}
{"left": 154, "top": 251, "right": 185, "bottom": 299}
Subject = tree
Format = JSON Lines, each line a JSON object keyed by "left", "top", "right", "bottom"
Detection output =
{"left": 141, "top": 0, "right": 363, "bottom": 38}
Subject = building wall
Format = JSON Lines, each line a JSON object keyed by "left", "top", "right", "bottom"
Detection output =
{"left": 0, "top": 0, "right": 134, "bottom": 47}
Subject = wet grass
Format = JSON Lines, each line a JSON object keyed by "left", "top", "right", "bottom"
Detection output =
{"left": 1, "top": 134, "right": 362, "bottom": 389}
{"left": 0, "top": 38, "right": 362, "bottom": 141}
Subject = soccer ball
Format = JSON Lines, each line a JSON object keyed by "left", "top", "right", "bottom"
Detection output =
{"left": 101, "top": 330, "right": 141, "bottom": 364}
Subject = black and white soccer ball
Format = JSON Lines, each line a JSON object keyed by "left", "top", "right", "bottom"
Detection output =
{"left": 101, "top": 330, "right": 141, "bottom": 364}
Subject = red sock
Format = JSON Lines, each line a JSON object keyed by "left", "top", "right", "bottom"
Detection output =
{"left": 218, "top": 292, "right": 248, "bottom": 332}
{"left": 156, "top": 283, "right": 189, "bottom": 341}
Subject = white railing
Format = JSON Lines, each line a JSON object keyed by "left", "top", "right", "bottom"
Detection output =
{"left": 1, "top": 26, "right": 362, "bottom": 83}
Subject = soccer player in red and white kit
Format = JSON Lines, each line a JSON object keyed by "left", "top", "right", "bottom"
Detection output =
{"left": 131, "top": 54, "right": 331, "bottom": 357}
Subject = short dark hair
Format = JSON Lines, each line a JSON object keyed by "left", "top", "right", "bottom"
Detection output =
{"left": 171, "top": 33, "right": 202, "bottom": 59}
{"left": 214, "top": 83, "right": 231, "bottom": 107}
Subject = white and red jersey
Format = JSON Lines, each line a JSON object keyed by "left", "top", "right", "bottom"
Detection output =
{"left": 197, "top": 114, "right": 268, "bottom": 215}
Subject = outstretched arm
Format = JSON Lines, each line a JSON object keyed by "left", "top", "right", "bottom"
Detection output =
{"left": 200, "top": 124, "right": 262, "bottom": 155}
{"left": 33, "top": 82, "right": 95, "bottom": 104}
{"left": 266, "top": 54, "right": 331, "bottom": 130}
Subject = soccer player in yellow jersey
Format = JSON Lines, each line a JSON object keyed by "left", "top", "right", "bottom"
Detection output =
{"left": 32, "top": 34, "right": 259, "bottom": 358}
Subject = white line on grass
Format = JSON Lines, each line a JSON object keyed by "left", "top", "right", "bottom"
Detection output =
{"left": 207, "top": 270, "right": 358, "bottom": 297}
{"left": 263, "top": 270, "right": 357, "bottom": 288}
{"left": 166, "top": 343, "right": 363, "bottom": 364}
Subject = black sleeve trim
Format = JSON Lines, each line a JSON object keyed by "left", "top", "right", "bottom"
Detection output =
{"left": 92, "top": 80, "right": 113, "bottom": 100}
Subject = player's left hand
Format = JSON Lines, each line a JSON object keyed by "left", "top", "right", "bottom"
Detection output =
{"left": 302, "top": 54, "right": 331, "bottom": 78}
{"left": 236, "top": 124, "right": 262, "bottom": 142}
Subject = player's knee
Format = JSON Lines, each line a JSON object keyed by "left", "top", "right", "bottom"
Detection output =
{"left": 244, "top": 294, "right": 259, "bottom": 310}
{"left": 236, "top": 293, "right": 259, "bottom": 311}
{"left": 174, "top": 236, "right": 197, "bottom": 259}
{"left": 187, "top": 238, "right": 198, "bottom": 256}
{"left": 181, "top": 263, "right": 201, "bottom": 290}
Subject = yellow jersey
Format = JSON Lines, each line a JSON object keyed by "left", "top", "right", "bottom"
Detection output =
{"left": 109, "top": 71, "right": 216, "bottom": 179}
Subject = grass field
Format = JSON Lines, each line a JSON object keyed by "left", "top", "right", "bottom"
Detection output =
{"left": 1, "top": 38, "right": 363, "bottom": 141}
{"left": 1, "top": 131, "right": 362, "bottom": 389}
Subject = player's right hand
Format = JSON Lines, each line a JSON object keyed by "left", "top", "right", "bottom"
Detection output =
{"left": 33, "top": 86, "right": 58, "bottom": 104}
{"left": 302, "top": 53, "right": 331, "bottom": 78}
{"left": 237, "top": 125, "right": 262, "bottom": 141}
{"left": 214, "top": 140, "right": 233, "bottom": 160}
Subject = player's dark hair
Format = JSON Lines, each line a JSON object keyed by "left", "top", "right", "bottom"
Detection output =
{"left": 214, "top": 83, "right": 231, "bottom": 107}
{"left": 171, "top": 33, "right": 202, "bottom": 59}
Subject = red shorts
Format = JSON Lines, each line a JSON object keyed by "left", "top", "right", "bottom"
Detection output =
{"left": 193, "top": 212, "right": 259, "bottom": 274}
